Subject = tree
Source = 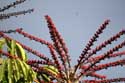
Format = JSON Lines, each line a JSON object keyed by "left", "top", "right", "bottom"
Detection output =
{"left": 0, "top": 0, "right": 125, "bottom": 83}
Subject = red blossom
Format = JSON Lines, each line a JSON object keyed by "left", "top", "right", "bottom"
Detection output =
{"left": 0, "top": 14, "right": 125, "bottom": 83}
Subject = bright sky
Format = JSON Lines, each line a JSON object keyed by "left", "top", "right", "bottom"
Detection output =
{"left": 0, "top": 0, "right": 125, "bottom": 82}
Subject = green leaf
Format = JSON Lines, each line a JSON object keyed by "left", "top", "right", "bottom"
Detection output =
{"left": 46, "top": 65, "right": 59, "bottom": 74}
{"left": 41, "top": 74, "right": 50, "bottom": 82}
{"left": 0, "top": 38, "right": 5, "bottom": 57}
{"left": 15, "top": 43, "right": 27, "bottom": 61}
{"left": 16, "top": 59, "right": 27, "bottom": 80}
{"left": 0, "top": 58, "right": 2, "bottom": 65}
{"left": 13, "top": 59, "right": 20, "bottom": 82}
{"left": 0, "top": 39, "right": 5, "bottom": 46}
{"left": 43, "top": 65, "right": 59, "bottom": 76}
{"left": 23, "top": 61, "right": 36, "bottom": 82}
{"left": 5, "top": 39, "right": 11, "bottom": 49}
{"left": 7, "top": 59, "right": 13, "bottom": 83}
{"left": 0, "top": 59, "right": 7, "bottom": 81}
{"left": 10, "top": 40, "right": 16, "bottom": 55}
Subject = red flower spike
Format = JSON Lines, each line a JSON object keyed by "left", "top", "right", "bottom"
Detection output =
{"left": 86, "top": 51, "right": 125, "bottom": 63}
{"left": 45, "top": 15, "right": 76, "bottom": 82}
{"left": 48, "top": 45, "right": 64, "bottom": 78}
{"left": 81, "top": 59, "right": 125, "bottom": 75}
{"left": 16, "top": 28, "right": 52, "bottom": 46}
{"left": 87, "top": 72, "right": 106, "bottom": 79}
{"left": 82, "top": 30, "right": 125, "bottom": 64}
{"left": 0, "top": 32, "right": 52, "bottom": 63}
{"left": 27, "top": 59, "right": 53, "bottom": 65}
{"left": 45, "top": 15, "right": 71, "bottom": 66}
{"left": 84, "top": 40, "right": 125, "bottom": 72}
{"left": 84, "top": 78, "right": 125, "bottom": 83}
{"left": 78, "top": 40, "right": 125, "bottom": 79}
{"left": 45, "top": 15, "right": 71, "bottom": 77}
{"left": 75, "top": 19, "right": 110, "bottom": 74}
{"left": 90, "top": 59, "right": 125, "bottom": 72}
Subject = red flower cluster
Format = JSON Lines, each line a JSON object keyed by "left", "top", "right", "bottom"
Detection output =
{"left": 0, "top": 15, "right": 125, "bottom": 83}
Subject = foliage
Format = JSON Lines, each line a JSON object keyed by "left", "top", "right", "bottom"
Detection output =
{"left": 0, "top": 39, "right": 36, "bottom": 83}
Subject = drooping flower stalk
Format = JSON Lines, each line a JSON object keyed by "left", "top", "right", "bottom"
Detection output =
{"left": 45, "top": 15, "right": 71, "bottom": 82}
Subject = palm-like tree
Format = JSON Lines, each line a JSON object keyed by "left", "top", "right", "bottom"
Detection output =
{"left": 0, "top": 0, "right": 125, "bottom": 83}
